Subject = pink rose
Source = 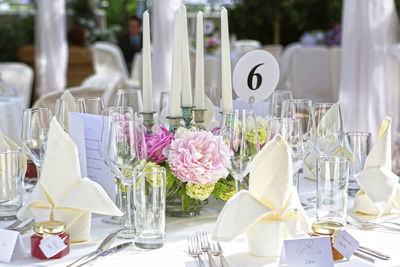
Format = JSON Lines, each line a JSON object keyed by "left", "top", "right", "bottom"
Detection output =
{"left": 145, "top": 126, "right": 173, "bottom": 163}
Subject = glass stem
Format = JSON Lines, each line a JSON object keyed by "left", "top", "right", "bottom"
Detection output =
{"left": 36, "top": 165, "right": 41, "bottom": 181}
{"left": 124, "top": 184, "right": 132, "bottom": 230}
{"left": 294, "top": 168, "right": 300, "bottom": 192}
{"left": 235, "top": 180, "right": 240, "bottom": 193}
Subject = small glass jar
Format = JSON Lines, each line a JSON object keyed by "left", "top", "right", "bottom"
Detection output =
{"left": 31, "top": 221, "right": 70, "bottom": 259}
{"left": 310, "top": 221, "right": 344, "bottom": 261}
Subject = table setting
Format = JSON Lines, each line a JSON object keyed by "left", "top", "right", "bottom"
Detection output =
{"left": 1, "top": 5, "right": 400, "bottom": 267}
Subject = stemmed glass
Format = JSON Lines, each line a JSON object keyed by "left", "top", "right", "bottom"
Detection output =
{"left": 114, "top": 89, "right": 143, "bottom": 113}
{"left": 158, "top": 91, "right": 170, "bottom": 127}
{"left": 55, "top": 97, "right": 86, "bottom": 131}
{"left": 21, "top": 108, "right": 52, "bottom": 190}
{"left": 83, "top": 97, "right": 105, "bottom": 115}
{"left": 219, "top": 109, "right": 260, "bottom": 192}
{"left": 270, "top": 90, "right": 293, "bottom": 118}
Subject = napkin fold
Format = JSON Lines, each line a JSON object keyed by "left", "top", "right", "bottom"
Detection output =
{"left": 58, "top": 90, "right": 76, "bottom": 131}
{"left": 212, "top": 135, "right": 310, "bottom": 257}
{"left": 353, "top": 117, "right": 400, "bottom": 217}
{"left": 17, "top": 118, "right": 122, "bottom": 242}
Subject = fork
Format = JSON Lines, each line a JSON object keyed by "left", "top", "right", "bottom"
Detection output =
{"left": 209, "top": 240, "right": 230, "bottom": 267}
{"left": 15, "top": 219, "right": 35, "bottom": 234}
{"left": 4, "top": 219, "right": 23, "bottom": 230}
{"left": 197, "top": 230, "right": 217, "bottom": 267}
{"left": 188, "top": 235, "right": 206, "bottom": 267}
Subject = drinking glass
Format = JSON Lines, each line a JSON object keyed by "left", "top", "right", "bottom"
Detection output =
{"left": 344, "top": 132, "right": 371, "bottom": 197}
{"left": 316, "top": 157, "right": 349, "bottom": 225}
{"left": 280, "top": 118, "right": 304, "bottom": 189}
{"left": 84, "top": 97, "right": 105, "bottom": 115}
{"left": 312, "top": 103, "right": 343, "bottom": 157}
{"left": 265, "top": 118, "right": 282, "bottom": 143}
{"left": 158, "top": 91, "right": 170, "bottom": 127}
{"left": 55, "top": 97, "right": 86, "bottom": 131}
{"left": 133, "top": 166, "right": 166, "bottom": 249}
{"left": 21, "top": 108, "right": 52, "bottom": 190}
{"left": 0, "top": 150, "right": 23, "bottom": 220}
{"left": 270, "top": 90, "right": 292, "bottom": 118}
{"left": 114, "top": 89, "right": 143, "bottom": 113}
{"left": 104, "top": 106, "right": 137, "bottom": 239}
{"left": 219, "top": 109, "right": 260, "bottom": 192}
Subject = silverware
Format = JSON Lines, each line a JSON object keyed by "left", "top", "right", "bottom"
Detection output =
{"left": 4, "top": 219, "right": 23, "bottom": 230}
{"left": 188, "top": 235, "right": 206, "bottom": 267}
{"left": 347, "top": 217, "right": 400, "bottom": 232}
{"left": 209, "top": 240, "right": 230, "bottom": 267}
{"left": 15, "top": 219, "right": 34, "bottom": 234}
{"left": 77, "top": 242, "right": 132, "bottom": 266}
{"left": 67, "top": 229, "right": 122, "bottom": 267}
{"left": 353, "top": 251, "right": 375, "bottom": 263}
{"left": 356, "top": 245, "right": 390, "bottom": 260}
{"left": 197, "top": 229, "right": 217, "bottom": 267}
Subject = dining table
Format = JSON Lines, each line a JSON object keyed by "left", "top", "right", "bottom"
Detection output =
{"left": 1, "top": 175, "right": 400, "bottom": 267}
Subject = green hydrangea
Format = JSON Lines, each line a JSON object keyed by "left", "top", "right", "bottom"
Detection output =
{"left": 144, "top": 162, "right": 164, "bottom": 187}
{"left": 245, "top": 126, "right": 267, "bottom": 145}
{"left": 219, "top": 189, "right": 236, "bottom": 201}
{"left": 186, "top": 183, "right": 215, "bottom": 201}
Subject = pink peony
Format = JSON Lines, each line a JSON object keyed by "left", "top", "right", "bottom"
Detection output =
{"left": 145, "top": 126, "right": 173, "bottom": 163}
{"left": 167, "top": 131, "right": 230, "bottom": 185}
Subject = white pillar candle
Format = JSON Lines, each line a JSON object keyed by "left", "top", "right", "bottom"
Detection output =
{"left": 169, "top": 9, "right": 181, "bottom": 117}
{"left": 221, "top": 7, "right": 233, "bottom": 113}
{"left": 142, "top": 10, "right": 153, "bottom": 112}
{"left": 194, "top": 11, "right": 205, "bottom": 110}
{"left": 180, "top": 5, "right": 192, "bottom": 107}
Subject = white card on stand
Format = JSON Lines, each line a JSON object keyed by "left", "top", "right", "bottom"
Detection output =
{"left": 333, "top": 230, "right": 359, "bottom": 259}
{"left": 68, "top": 112, "right": 115, "bottom": 200}
{"left": 279, "top": 236, "right": 334, "bottom": 267}
{"left": 0, "top": 229, "right": 27, "bottom": 263}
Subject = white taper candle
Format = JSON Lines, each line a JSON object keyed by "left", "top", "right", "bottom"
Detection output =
{"left": 169, "top": 9, "right": 181, "bottom": 117}
{"left": 194, "top": 11, "right": 205, "bottom": 110}
{"left": 180, "top": 5, "right": 192, "bottom": 107}
{"left": 221, "top": 7, "right": 233, "bottom": 113}
{"left": 142, "top": 10, "right": 153, "bottom": 112}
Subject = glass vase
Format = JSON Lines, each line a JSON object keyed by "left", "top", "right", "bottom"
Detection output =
{"left": 166, "top": 181, "right": 203, "bottom": 217}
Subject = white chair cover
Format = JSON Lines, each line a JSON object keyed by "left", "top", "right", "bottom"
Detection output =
{"left": 234, "top": 39, "right": 261, "bottom": 55}
{"left": 90, "top": 42, "right": 130, "bottom": 79}
{"left": 0, "top": 94, "right": 25, "bottom": 142}
{"left": 261, "top": 44, "right": 283, "bottom": 61}
{"left": 130, "top": 53, "right": 142, "bottom": 88}
{"left": 0, "top": 63, "right": 33, "bottom": 107}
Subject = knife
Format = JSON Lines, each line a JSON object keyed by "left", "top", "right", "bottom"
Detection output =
{"left": 67, "top": 229, "right": 122, "bottom": 267}
{"left": 77, "top": 242, "right": 132, "bottom": 266}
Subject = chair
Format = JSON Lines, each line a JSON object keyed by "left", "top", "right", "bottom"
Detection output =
{"left": 130, "top": 53, "right": 142, "bottom": 88}
{"left": 261, "top": 44, "right": 283, "bottom": 61}
{"left": 0, "top": 62, "right": 33, "bottom": 107}
{"left": 234, "top": 40, "right": 261, "bottom": 55}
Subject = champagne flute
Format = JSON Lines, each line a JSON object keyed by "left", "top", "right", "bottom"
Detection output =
{"left": 55, "top": 97, "right": 86, "bottom": 131}
{"left": 84, "top": 97, "right": 105, "bottom": 115}
{"left": 21, "top": 108, "right": 52, "bottom": 190}
{"left": 270, "top": 90, "right": 293, "bottom": 118}
{"left": 219, "top": 109, "right": 260, "bottom": 192}
{"left": 114, "top": 89, "right": 143, "bottom": 113}
{"left": 104, "top": 106, "right": 136, "bottom": 239}
{"left": 158, "top": 91, "right": 170, "bottom": 127}
{"left": 265, "top": 118, "right": 282, "bottom": 143}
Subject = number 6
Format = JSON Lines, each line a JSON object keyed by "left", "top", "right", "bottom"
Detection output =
{"left": 247, "top": 63, "right": 264, "bottom": 90}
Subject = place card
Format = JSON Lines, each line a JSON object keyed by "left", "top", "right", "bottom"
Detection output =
{"left": 68, "top": 112, "right": 115, "bottom": 200}
{"left": 0, "top": 229, "right": 27, "bottom": 263}
{"left": 333, "top": 230, "right": 359, "bottom": 259}
{"left": 279, "top": 236, "right": 334, "bottom": 267}
{"left": 39, "top": 235, "right": 67, "bottom": 258}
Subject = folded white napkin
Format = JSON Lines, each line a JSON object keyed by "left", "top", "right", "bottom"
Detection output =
{"left": 58, "top": 90, "right": 76, "bottom": 131}
{"left": 212, "top": 135, "right": 310, "bottom": 257}
{"left": 17, "top": 118, "right": 122, "bottom": 242}
{"left": 354, "top": 117, "right": 400, "bottom": 217}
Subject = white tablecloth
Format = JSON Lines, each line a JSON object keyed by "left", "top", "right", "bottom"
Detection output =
{"left": 0, "top": 94, "right": 25, "bottom": 143}
{"left": 1, "top": 176, "right": 400, "bottom": 266}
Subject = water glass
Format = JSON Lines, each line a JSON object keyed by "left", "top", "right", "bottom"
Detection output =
{"left": 84, "top": 97, "right": 105, "bottom": 115}
{"left": 114, "top": 89, "right": 143, "bottom": 113}
{"left": 316, "top": 157, "right": 349, "bottom": 225}
{"left": 0, "top": 150, "right": 23, "bottom": 220}
{"left": 158, "top": 91, "right": 170, "bottom": 127}
{"left": 270, "top": 90, "right": 292, "bottom": 118}
{"left": 55, "top": 97, "right": 86, "bottom": 131}
{"left": 344, "top": 132, "right": 371, "bottom": 197}
{"left": 133, "top": 166, "right": 166, "bottom": 249}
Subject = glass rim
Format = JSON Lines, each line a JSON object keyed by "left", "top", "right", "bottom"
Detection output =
{"left": 317, "top": 156, "right": 349, "bottom": 164}
{"left": 0, "top": 149, "right": 21, "bottom": 155}
{"left": 283, "top": 98, "right": 312, "bottom": 104}
{"left": 84, "top": 97, "right": 104, "bottom": 101}
{"left": 116, "top": 88, "right": 141, "bottom": 93}
{"left": 345, "top": 131, "right": 371, "bottom": 136}
{"left": 273, "top": 89, "right": 292, "bottom": 94}
{"left": 137, "top": 166, "right": 166, "bottom": 174}
{"left": 25, "top": 107, "right": 51, "bottom": 113}
{"left": 312, "top": 102, "right": 338, "bottom": 107}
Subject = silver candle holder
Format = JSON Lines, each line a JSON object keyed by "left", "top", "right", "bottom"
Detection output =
{"left": 193, "top": 108, "right": 207, "bottom": 130}
{"left": 181, "top": 106, "right": 194, "bottom": 129}
{"left": 166, "top": 116, "right": 182, "bottom": 134}
{"left": 140, "top": 111, "right": 156, "bottom": 134}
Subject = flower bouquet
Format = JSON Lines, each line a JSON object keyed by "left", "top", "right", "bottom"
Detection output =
{"left": 145, "top": 126, "right": 235, "bottom": 217}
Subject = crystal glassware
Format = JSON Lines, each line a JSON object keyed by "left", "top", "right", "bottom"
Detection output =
{"left": 114, "top": 89, "right": 143, "bottom": 113}
{"left": 21, "top": 108, "right": 52, "bottom": 190}
{"left": 219, "top": 109, "right": 260, "bottom": 192}
{"left": 133, "top": 165, "right": 166, "bottom": 249}
{"left": 158, "top": 91, "right": 170, "bottom": 127}
{"left": 0, "top": 149, "right": 23, "bottom": 220}
{"left": 344, "top": 132, "right": 371, "bottom": 197}
{"left": 83, "top": 97, "right": 105, "bottom": 115}
{"left": 55, "top": 97, "right": 86, "bottom": 131}
{"left": 270, "top": 90, "right": 293, "bottom": 118}
{"left": 316, "top": 156, "right": 349, "bottom": 225}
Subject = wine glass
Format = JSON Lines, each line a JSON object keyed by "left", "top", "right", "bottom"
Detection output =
{"left": 114, "top": 89, "right": 143, "bottom": 113}
{"left": 84, "top": 97, "right": 105, "bottom": 115}
{"left": 312, "top": 103, "right": 343, "bottom": 157}
{"left": 21, "top": 108, "right": 52, "bottom": 190}
{"left": 55, "top": 97, "right": 86, "bottom": 131}
{"left": 219, "top": 109, "right": 260, "bottom": 192}
{"left": 158, "top": 91, "right": 170, "bottom": 127}
{"left": 270, "top": 90, "right": 292, "bottom": 118}
{"left": 265, "top": 118, "right": 282, "bottom": 143}
{"left": 103, "top": 106, "right": 137, "bottom": 239}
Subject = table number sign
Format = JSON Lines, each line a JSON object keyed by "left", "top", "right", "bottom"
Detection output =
{"left": 0, "top": 229, "right": 27, "bottom": 263}
{"left": 279, "top": 236, "right": 334, "bottom": 267}
{"left": 232, "top": 49, "right": 279, "bottom": 104}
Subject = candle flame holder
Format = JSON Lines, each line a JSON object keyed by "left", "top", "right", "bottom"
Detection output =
{"left": 181, "top": 106, "right": 194, "bottom": 129}
{"left": 140, "top": 111, "right": 156, "bottom": 134}
{"left": 193, "top": 108, "right": 207, "bottom": 130}
{"left": 166, "top": 116, "right": 182, "bottom": 134}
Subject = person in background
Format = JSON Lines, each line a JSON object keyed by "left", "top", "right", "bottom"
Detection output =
{"left": 118, "top": 16, "right": 142, "bottom": 72}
